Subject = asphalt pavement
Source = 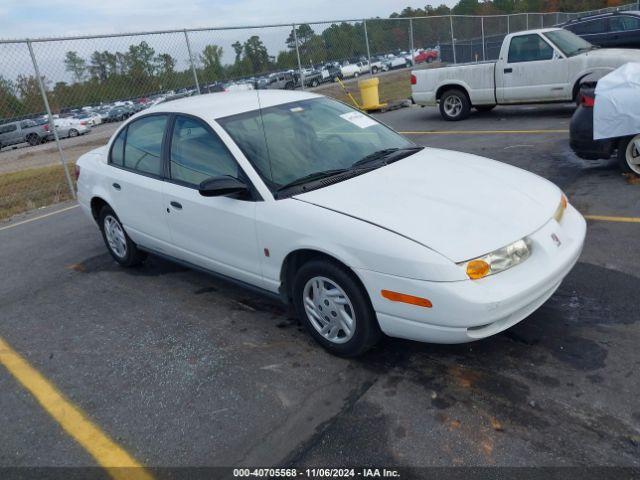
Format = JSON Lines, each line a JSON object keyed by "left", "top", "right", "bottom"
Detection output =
{"left": 1, "top": 104, "right": 639, "bottom": 474}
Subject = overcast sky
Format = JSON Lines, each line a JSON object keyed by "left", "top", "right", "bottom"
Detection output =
{"left": 1, "top": 0, "right": 458, "bottom": 40}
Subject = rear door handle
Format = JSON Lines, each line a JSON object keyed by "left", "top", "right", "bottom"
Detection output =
{"left": 504, "top": 68, "right": 513, "bottom": 74}
{"left": 170, "top": 201, "right": 182, "bottom": 210}
{"left": 112, "top": 183, "right": 121, "bottom": 190}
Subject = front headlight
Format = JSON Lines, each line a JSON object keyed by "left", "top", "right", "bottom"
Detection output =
{"left": 459, "top": 238, "right": 531, "bottom": 280}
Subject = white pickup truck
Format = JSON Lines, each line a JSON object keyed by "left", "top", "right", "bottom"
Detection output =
{"left": 411, "top": 28, "right": 640, "bottom": 121}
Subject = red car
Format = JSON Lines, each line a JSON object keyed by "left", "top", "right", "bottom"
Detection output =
{"left": 414, "top": 49, "right": 438, "bottom": 64}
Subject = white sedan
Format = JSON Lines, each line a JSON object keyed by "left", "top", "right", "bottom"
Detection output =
{"left": 76, "top": 90, "right": 586, "bottom": 356}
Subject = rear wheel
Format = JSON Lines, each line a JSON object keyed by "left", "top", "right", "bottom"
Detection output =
{"left": 292, "top": 260, "right": 381, "bottom": 357}
{"left": 69, "top": 128, "right": 79, "bottom": 138}
{"left": 618, "top": 134, "right": 640, "bottom": 175}
{"left": 98, "top": 206, "right": 147, "bottom": 267}
{"left": 311, "top": 79, "right": 319, "bottom": 87}
{"left": 439, "top": 88, "right": 471, "bottom": 121}
{"left": 475, "top": 105, "right": 496, "bottom": 113}
{"left": 26, "top": 134, "right": 40, "bottom": 146}
{"left": 372, "top": 66, "right": 379, "bottom": 74}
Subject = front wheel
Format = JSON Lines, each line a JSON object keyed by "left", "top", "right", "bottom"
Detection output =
{"left": 618, "top": 134, "right": 640, "bottom": 175}
{"left": 372, "top": 66, "right": 378, "bottom": 74}
{"left": 311, "top": 79, "right": 319, "bottom": 87}
{"left": 292, "top": 260, "right": 381, "bottom": 357}
{"left": 69, "top": 128, "right": 79, "bottom": 138}
{"left": 439, "top": 88, "right": 471, "bottom": 121}
{"left": 99, "top": 206, "right": 147, "bottom": 267}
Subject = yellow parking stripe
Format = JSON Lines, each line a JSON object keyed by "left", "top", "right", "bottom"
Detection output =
{"left": 0, "top": 204, "right": 79, "bottom": 232}
{"left": 400, "top": 129, "right": 569, "bottom": 135}
{"left": 584, "top": 215, "right": 640, "bottom": 224}
{"left": 0, "top": 336, "right": 153, "bottom": 480}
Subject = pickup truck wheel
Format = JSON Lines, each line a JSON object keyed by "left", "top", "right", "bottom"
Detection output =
{"left": 293, "top": 260, "right": 381, "bottom": 357}
{"left": 475, "top": 105, "right": 496, "bottom": 113}
{"left": 372, "top": 67, "right": 378, "bottom": 74}
{"left": 69, "top": 129, "right": 79, "bottom": 138}
{"left": 99, "top": 206, "right": 147, "bottom": 267}
{"left": 26, "top": 134, "right": 40, "bottom": 146}
{"left": 618, "top": 134, "right": 640, "bottom": 175}
{"left": 440, "top": 89, "right": 470, "bottom": 121}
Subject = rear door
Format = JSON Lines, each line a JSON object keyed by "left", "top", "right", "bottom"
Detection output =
{"left": 497, "top": 33, "right": 569, "bottom": 103}
{"left": 161, "top": 114, "right": 262, "bottom": 286}
{"left": 105, "top": 114, "right": 173, "bottom": 252}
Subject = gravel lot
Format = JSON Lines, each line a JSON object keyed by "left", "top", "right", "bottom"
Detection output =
{"left": 1, "top": 104, "right": 639, "bottom": 473}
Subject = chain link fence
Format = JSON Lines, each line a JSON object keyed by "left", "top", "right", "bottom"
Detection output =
{"left": 1, "top": 2, "right": 638, "bottom": 220}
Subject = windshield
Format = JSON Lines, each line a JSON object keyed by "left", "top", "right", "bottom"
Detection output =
{"left": 218, "top": 97, "right": 414, "bottom": 191}
{"left": 544, "top": 29, "right": 594, "bottom": 56}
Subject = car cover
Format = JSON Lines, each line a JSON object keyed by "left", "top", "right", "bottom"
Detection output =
{"left": 593, "top": 62, "right": 640, "bottom": 140}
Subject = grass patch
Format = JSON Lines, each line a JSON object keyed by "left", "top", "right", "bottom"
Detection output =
{"left": 318, "top": 69, "right": 413, "bottom": 108}
{"left": 0, "top": 163, "right": 75, "bottom": 221}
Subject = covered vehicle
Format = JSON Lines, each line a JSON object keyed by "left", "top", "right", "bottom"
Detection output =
{"left": 570, "top": 62, "right": 640, "bottom": 174}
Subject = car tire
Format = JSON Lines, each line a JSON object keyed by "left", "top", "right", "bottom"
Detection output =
{"left": 98, "top": 206, "right": 147, "bottom": 267}
{"left": 26, "top": 134, "right": 40, "bottom": 146}
{"left": 292, "top": 259, "right": 381, "bottom": 357}
{"left": 427, "top": 57, "right": 433, "bottom": 63}
{"left": 618, "top": 134, "right": 640, "bottom": 175}
{"left": 354, "top": 72, "right": 359, "bottom": 78}
{"left": 372, "top": 67, "right": 378, "bottom": 74}
{"left": 439, "top": 88, "right": 471, "bottom": 121}
{"left": 311, "top": 79, "right": 319, "bottom": 87}
{"left": 475, "top": 105, "right": 496, "bottom": 113}
{"left": 69, "top": 129, "right": 79, "bottom": 138}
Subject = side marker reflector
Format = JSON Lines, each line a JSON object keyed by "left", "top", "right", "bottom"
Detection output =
{"left": 381, "top": 290, "right": 432, "bottom": 308}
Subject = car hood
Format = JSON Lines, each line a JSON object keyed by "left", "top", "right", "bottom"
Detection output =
{"left": 293, "top": 148, "right": 560, "bottom": 263}
{"left": 582, "top": 48, "right": 640, "bottom": 65}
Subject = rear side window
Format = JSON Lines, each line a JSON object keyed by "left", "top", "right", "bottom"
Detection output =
{"left": 169, "top": 116, "right": 238, "bottom": 186}
{"left": 123, "top": 115, "right": 168, "bottom": 176}
{"left": 508, "top": 34, "right": 554, "bottom": 63}
{"left": 609, "top": 16, "right": 640, "bottom": 32}
{"left": 110, "top": 128, "right": 126, "bottom": 166}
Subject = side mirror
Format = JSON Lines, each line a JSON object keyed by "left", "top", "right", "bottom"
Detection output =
{"left": 198, "top": 176, "right": 249, "bottom": 198}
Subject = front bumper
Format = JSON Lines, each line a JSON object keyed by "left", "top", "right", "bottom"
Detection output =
{"left": 356, "top": 204, "right": 586, "bottom": 344}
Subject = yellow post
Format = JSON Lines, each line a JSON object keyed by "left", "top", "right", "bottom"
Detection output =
{"left": 358, "top": 77, "right": 387, "bottom": 111}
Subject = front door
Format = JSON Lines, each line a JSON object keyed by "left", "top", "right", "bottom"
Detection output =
{"left": 497, "top": 33, "right": 569, "bottom": 103}
{"left": 161, "top": 115, "right": 262, "bottom": 287}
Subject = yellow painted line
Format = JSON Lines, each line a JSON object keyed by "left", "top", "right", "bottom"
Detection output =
{"left": 584, "top": 215, "right": 640, "bottom": 224}
{"left": 400, "top": 129, "right": 569, "bottom": 135}
{"left": 0, "top": 204, "right": 79, "bottom": 232}
{"left": 0, "top": 336, "right": 153, "bottom": 480}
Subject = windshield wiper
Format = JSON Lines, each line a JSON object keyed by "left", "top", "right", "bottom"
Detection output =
{"left": 351, "top": 146, "right": 424, "bottom": 169}
{"left": 276, "top": 168, "right": 349, "bottom": 192}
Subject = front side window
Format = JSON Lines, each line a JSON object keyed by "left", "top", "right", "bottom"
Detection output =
{"left": 123, "top": 115, "right": 167, "bottom": 175}
{"left": 508, "top": 34, "right": 554, "bottom": 63}
{"left": 218, "top": 97, "right": 413, "bottom": 190}
{"left": 609, "top": 15, "right": 640, "bottom": 32}
{"left": 170, "top": 116, "right": 238, "bottom": 186}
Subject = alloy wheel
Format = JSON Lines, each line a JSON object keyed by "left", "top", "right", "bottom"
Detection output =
{"left": 625, "top": 135, "right": 640, "bottom": 175}
{"left": 443, "top": 95, "right": 463, "bottom": 118}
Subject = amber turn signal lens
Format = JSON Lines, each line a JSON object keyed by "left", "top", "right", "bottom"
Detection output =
{"left": 561, "top": 194, "right": 568, "bottom": 210}
{"left": 381, "top": 290, "right": 432, "bottom": 308}
{"left": 466, "top": 260, "right": 490, "bottom": 280}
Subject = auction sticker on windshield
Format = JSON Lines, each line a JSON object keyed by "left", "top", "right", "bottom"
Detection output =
{"left": 340, "top": 111, "right": 377, "bottom": 129}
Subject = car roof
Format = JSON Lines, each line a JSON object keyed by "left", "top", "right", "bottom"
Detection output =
{"left": 143, "top": 90, "right": 322, "bottom": 121}
{"left": 562, "top": 10, "right": 640, "bottom": 24}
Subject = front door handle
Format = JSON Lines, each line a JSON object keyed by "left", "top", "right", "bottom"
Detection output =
{"left": 170, "top": 201, "right": 182, "bottom": 210}
{"left": 504, "top": 68, "right": 513, "bottom": 74}
{"left": 112, "top": 183, "right": 121, "bottom": 190}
